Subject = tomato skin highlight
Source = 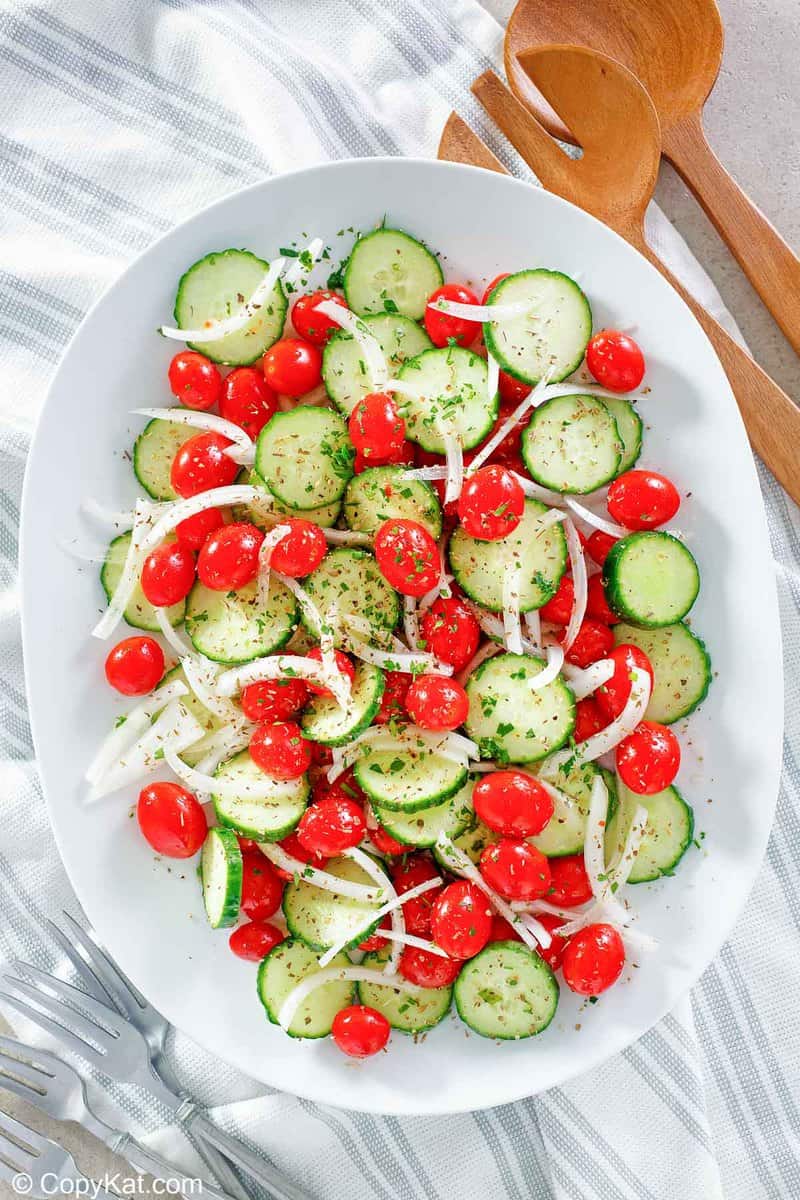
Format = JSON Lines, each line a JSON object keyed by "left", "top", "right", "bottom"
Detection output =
{"left": 479, "top": 839, "right": 551, "bottom": 901}
{"left": 539, "top": 574, "right": 574, "bottom": 625}
{"left": 249, "top": 721, "right": 312, "bottom": 780}
{"left": 458, "top": 465, "right": 524, "bottom": 541}
{"left": 296, "top": 795, "right": 366, "bottom": 857}
{"left": 220, "top": 367, "right": 278, "bottom": 439}
{"left": 595, "top": 644, "right": 655, "bottom": 721}
{"left": 535, "top": 913, "right": 569, "bottom": 971}
{"left": 562, "top": 923, "right": 626, "bottom": 995}
{"left": 292, "top": 290, "right": 349, "bottom": 346}
{"left": 305, "top": 647, "right": 355, "bottom": 698}
{"left": 331, "top": 1005, "right": 391, "bottom": 1057}
{"left": 616, "top": 721, "right": 681, "bottom": 794}
{"left": 586, "top": 529, "right": 618, "bottom": 566}
{"left": 586, "top": 330, "right": 645, "bottom": 393}
{"left": 228, "top": 920, "right": 285, "bottom": 961}
{"left": 197, "top": 522, "right": 264, "bottom": 591}
{"left": 607, "top": 470, "right": 681, "bottom": 531}
{"left": 168, "top": 351, "right": 222, "bottom": 411}
{"left": 262, "top": 337, "right": 322, "bottom": 397}
{"left": 348, "top": 392, "right": 406, "bottom": 462}
{"left": 170, "top": 431, "right": 239, "bottom": 498}
{"left": 430, "top": 881, "right": 492, "bottom": 959}
{"left": 175, "top": 506, "right": 224, "bottom": 551}
{"left": 137, "top": 781, "right": 207, "bottom": 857}
{"left": 404, "top": 675, "right": 469, "bottom": 732}
{"left": 424, "top": 283, "right": 481, "bottom": 348}
{"left": 547, "top": 854, "right": 593, "bottom": 907}
{"left": 398, "top": 945, "right": 461, "bottom": 988}
{"left": 240, "top": 677, "right": 309, "bottom": 723}
{"left": 239, "top": 851, "right": 284, "bottom": 920}
{"left": 562, "top": 619, "right": 615, "bottom": 667}
{"left": 105, "top": 636, "right": 164, "bottom": 696}
{"left": 374, "top": 518, "right": 439, "bottom": 597}
{"left": 140, "top": 542, "right": 196, "bottom": 607}
{"left": 268, "top": 519, "right": 327, "bottom": 578}
{"left": 419, "top": 597, "right": 480, "bottom": 672}
{"left": 472, "top": 771, "right": 554, "bottom": 838}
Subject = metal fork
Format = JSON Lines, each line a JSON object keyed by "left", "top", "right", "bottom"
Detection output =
{"left": 0, "top": 1033, "right": 226, "bottom": 1198}
{"left": 0, "top": 1104, "right": 114, "bottom": 1199}
{"left": 0, "top": 957, "right": 308, "bottom": 1200}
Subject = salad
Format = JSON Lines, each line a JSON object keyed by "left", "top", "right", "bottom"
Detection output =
{"left": 84, "top": 223, "right": 710, "bottom": 1059}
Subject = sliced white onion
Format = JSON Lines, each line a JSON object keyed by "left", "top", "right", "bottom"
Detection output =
{"left": 608, "top": 801, "right": 650, "bottom": 889}
{"left": 326, "top": 725, "right": 474, "bottom": 783}
{"left": 436, "top": 419, "right": 464, "bottom": 506}
{"left": 564, "top": 497, "right": 627, "bottom": 538}
{"left": 562, "top": 658, "right": 615, "bottom": 701}
{"left": 256, "top": 523, "right": 291, "bottom": 609}
{"left": 377, "top": 929, "right": 448, "bottom": 956}
{"left": 91, "top": 499, "right": 151, "bottom": 640}
{"left": 523, "top": 610, "right": 542, "bottom": 655}
{"left": 562, "top": 516, "right": 587, "bottom": 653}
{"left": 181, "top": 655, "right": 244, "bottom": 725}
{"left": 166, "top": 750, "right": 296, "bottom": 801}
{"left": 345, "top": 637, "right": 446, "bottom": 676}
{"left": 466, "top": 601, "right": 537, "bottom": 656}
{"left": 426, "top": 298, "right": 531, "bottom": 321}
{"left": 502, "top": 565, "right": 523, "bottom": 655}
{"left": 455, "top": 640, "right": 502, "bottom": 687}
{"left": 141, "top": 486, "right": 274, "bottom": 555}
{"left": 533, "top": 509, "right": 568, "bottom": 534}
{"left": 466, "top": 368, "right": 555, "bottom": 476}
{"left": 316, "top": 875, "right": 442, "bottom": 970}
{"left": 87, "top": 701, "right": 205, "bottom": 802}
{"left": 314, "top": 300, "right": 388, "bottom": 389}
{"left": 278, "top": 966, "right": 421, "bottom": 1032}
{"left": 131, "top": 408, "right": 254, "bottom": 465}
{"left": 85, "top": 680, "right": 189, "bottom": 785}
{"left": 399, "top": 465, "right": 448, "bottom": 482}
{"left": 583, "top": 773, "right": 611, "bottom": 901}
{"left": 257, "top": 843, "right": 386, "bottom": 903}
{"left": 217, "top": 655, "right": 336, "bottom": 698}
{"left": 487, "top": 349, "right": 500, "bottom": 407}
{"left": 384, "top": 378, "right": 429, "bottom": 401}
{"left": 402, "top": 594, "right": 420, "bottom": 652}
{"left": 283, "top": 237, "right": 324, "bottom": 288}
{"left": 321, "top": 528, "right": 372, "bottom": 547}
{"left": 154, "top": 607, "right": 195, "bottom": 659}
{"left": 540, "top": 666, "right": 651, "bottom": 777}
{"left": 159, "top": 257, "right": 285, "bottom": 343}
{"left": 343, "top": 846, "right": 403, "bottom": 976}
{"left": 510, "top": 472, "right": 564, "bottom": 507}
{"left": 81, "top": 498, "right": 143, "bottom": 528}
{"left": 527, "top": 643, "right": 565, "bottom": 691}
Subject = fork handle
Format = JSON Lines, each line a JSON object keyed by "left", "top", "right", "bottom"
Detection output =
{"left": 187, "top": 1112, "right": 310, "bottom": 1200}
{"left": 109, "top": 1133, "right": 230, "bottom": 1200}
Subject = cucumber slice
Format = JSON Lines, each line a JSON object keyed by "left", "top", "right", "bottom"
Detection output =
{"left": 355, "top": 744, "right": 468, "bottom": 813}
{"left": 258, "top": 939, "right": 354, "bottom": 1039}
{"left": 282, "top": 855, "right": 385, "bottom": 951}
{"left": 185, "top": 577, "right": 297, "bottom": 664}
{"left": 101, "top": 533, "right": 185, "bottom": 632}
{"left": 603, "top": 532, "right": 700, "bottom": 628}
{"left": 200, "top": 827, "right": 242, "bottom": 929}
{"left": 343, "top": 228, "right": 443, "bottom": 319}
{"left": 483, "top": 270, "right": 592, "bottom": 384}
{"left": 156, "top": 665, "right": 226, "bottom": 767}
{"left": 372, "top": 775, "right": 475, "bottom": 847}
{"left": 255, "top": 407, "right": 354, "bottom": 510}
{"left": 359, "top": 947, "right": 452, "bottom": 1033}
{"left": 448, "top": 498, "right": 567, "bottom": 613}
{"left": 323, "top": 314, "right": 433, "bottom": 415}
{"left": 531, "top": 761, "right": 613, "bottom": 857}
{"left": 612, "top": 621, "right": 711, "bottom": 724}
{"left": 606, "top": 781, "right": 694, "bottom": 883}
{"left": 395, "top": 346, "right": 498, "bottom": 453}
{"left": 212, "top": 750, "right": 309, "bottom": 841}
{"left": 454, "top": 941, "right": 558, "bottom": 1040}
{"left": 464, "top": 653, "right": 575, "bottom": 764}
{"left": 173, "top": 249, "right": 287, "bottom": 366}
{"left": 235, "top": 468, "right": 342, "bottom": 530}
{"left": 522, "top": 394, "right": 623, "bottom": 494}
{"left": 133, "top": 418, "right": 189, "bottom": 501}
{"left": 302, "top": 548, "right": 400, "bottom": 647}
{"left": 343, "top": 465, "right": 442, "bottom": 540}
{"left": 603, "top": 396, "right": 643, "bottom": 475}
{"left": 300, "top": 662, "right": 385, "bottom": 747}
{"left": 433, "top": 815, "right": 499, "bottom": 870}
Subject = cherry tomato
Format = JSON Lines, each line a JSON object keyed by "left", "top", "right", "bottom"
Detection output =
{"left": 174, "top": 506, "right": 224, "bottom": 551}
{"left": 595, "top": 644, "right": 655, "bottom": 721}
{"left": 562, "top": 923, "right": 625, "bottom": 995}
{"left": 586, "top": 530, "right": 618, "bottom": 567}
{"left": 481, "top": 273, "right": 509, "bottom": 305}
{"left": 105, "top": 637, "right": 164, "bottom": 696}
{"left": 292, "top": 290, "right": 349, "bottom": 345}
{"left": 140, "top": 542, "right": 196, "bottom": 608}
{"left": 274, "top": 830, "right": 328, "bottom": 880}
{"left": 268, "top": 519, "right": 327, "bottom": 578}
{"left": 374, "top": 519, "right": 439, "bottom": 597}
{"left": 430, "top": 881, "right": 492, "bottom": 959}
{"left": 240, "top": 851, "right": 284, "bottom": 920}
{"left": 249, "top": 721, "right": 312, "bottom": 780}
{"left": 607, "top": 470, "right": 681, "bottom": 531}
{"left": 404, "top": 675, "right": 469, "bottom": 732}
{"left": 197, "top": 522, "right": 264, "bottom": 591}
{"left": 331, "top": 1004, "right": 391, "bottom": 1057}
{"left": 498, "top": 370, "right": 532, "bottom": 406}
{"left": 314, "top": 765, "right": 364, "bottom": 807}
{"left": 562, "top": 619, "right": 615, "bottom": 667}
{"left": 354, "top": 438, "right": 414, "bottom": 474}
{"left": 574, "top": 697, "right": 609, "bottom": 743}
{"left": 473, "top": 771, "right": 554, "bottom": 838}
{"left": 228, "top": 920, "right": 285, "bottom": 961}
{"left": 391, "top": 855, "right": 441, "bottom": 936}
{"left": 240, "top": 677, "right": 309, "bottom": 723}
{"left": 398, "top": 945, "right": 462, "bottom": 988}
{"left": 539, "top": 575, "right": 574, "bottom": 625}
{"left": 167, "top": 351, "right": 222, "bottom": 411}
{"left": 487, "top": 914, "right": 522, "bottom": 943}
{"left": 305, "top": 647, "right": 356, "bottom": 698}
{"left": 547, "top": 854, "right": 593, "bottom": 907}
{"left": 457, "top": 465, "right": 524, "bottom": 541}
{"left": 297, "top": 795, "right": 366, "bottom": 857}
{"left": 424, "top": 283, "right": 481, "bottom": 348}
{"left": 359, "top": 915, "right": 392, "bottom": 952}
{"left": 220, "top": 367, "right": 278, "bottom": 439}
{"left": 616, "top": 721, "right": 680, "bottom": 794}
{"left": 419, "top": 597, "right": 480, "bottom": 672}
{"left": 348, "top": 392, "right": 406, "bottom": 463}
{"left": 368, "top": 823, "right": 407, "bottom": 856}
{"left": 237, "top": 835, "right": 258, "bottom": 853}
{"left": 535, "top": 913, "right": 569, "bottom": 971}
{"left": 586, "top": 330, "right": 645, "bottom": 393}
{"left": 170, "top": 431, "right": 239, "bottom": 498}
{"left": 480, "top": 839, "right": 551, "bottom": 901}
{"left": 262, "top": 338, "right": 322, "bottom": 397}
{"left": 585, "top": 573, "right": 617, "bottom": 625}
{"left": 373, "top": 670, "right": 412, "bottom": 725}
{"left": 137, "top": 781, "right": 206, "bottom": 857}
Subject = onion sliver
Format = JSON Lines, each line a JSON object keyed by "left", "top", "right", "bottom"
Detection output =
{"left": 257, "top": 843, "right": 386, "bottom": 904}
{"left": 527, "top": 643, "right": 564, "bottom": 691}
{"left": 316, "top": 876, "right": 442, "bottom": 970}
{"left": 466, "top": 369, "right": 555, "bottom": 476}
{"left": 540, "top": 666, "right": 651, "bottom": 777}
{"left": 426, "top": 298, "right": 531, "bottom": 322}
{"left": 283, "top": 237, "right": 324, "bottom": 288}
{"left": 155, "top": 607, "right": 195, "bottom": 659}
{"left": 277, "top": 966, "right": 421, "bottom": 1033}
{"left": 91, "top": 499, "right": 151, "bottom": 641}
{"left": 85, "top": 679, "right": 189, "bottom": 785}
{"left": 562, "top": 516, "right": 587, "bottom": 653}
{"left": 341, "top": 846, "right": 403, "bottom": 976}
{"left": 88, "top": 701, "right": 204, "bottom": 802}
{"left": 562, "top": 658, "right": 615, "bottom": 701}
{"left": 159, "top": 257, "right": 285, "bottom": 343}
{"left": 141, "top": 486, "right": 274, "bottom": 555}
{"left": 314, "top": 300, "right": 388, "bottom": 390}
{"left": 564, "top": 497, "right": 627, "bottom": 538}
{"left": 131, "top": 408, "right": 253, "bottom": 465}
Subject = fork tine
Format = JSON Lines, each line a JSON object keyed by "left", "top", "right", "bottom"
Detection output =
{"left": 8, "top": 964, "right": 128, "bottom": 1038}
{"left": 58, "top": 912, "right": 148, "bottom": 1015}
{"left": 0, "top": 988, "right": 105, "bottom": 1068}
{"left": 46, "top": 918, "right": 113, "bottom": 1007}
{"left": 0, "top": 1106, "right": 50, "bottom": 1155}
{"left": 0, "top": 1037, "right": 56, "bottom": 1089}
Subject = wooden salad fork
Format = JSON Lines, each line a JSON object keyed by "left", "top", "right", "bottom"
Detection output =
{"left": 446, "top": 47, "right": 800, "bottom": 504}
{"left": 504, "top": 0, "right": 800, "bottom": 359}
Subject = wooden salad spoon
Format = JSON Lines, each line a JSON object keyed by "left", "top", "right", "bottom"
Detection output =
{"left": 504, "top": 0, "right": 800, "bottom": 358}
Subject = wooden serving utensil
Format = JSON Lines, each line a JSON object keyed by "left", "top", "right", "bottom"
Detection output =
{"left": 504, "top": 0, "right": 800, "bottom": 359}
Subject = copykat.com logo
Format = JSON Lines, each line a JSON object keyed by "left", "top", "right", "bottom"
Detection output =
{"left": 11, "top": 1173, "right": 206, "bottom": 1197}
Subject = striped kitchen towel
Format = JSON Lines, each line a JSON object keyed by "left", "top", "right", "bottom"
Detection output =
{"left": 0, "top": 2, "right": 798, "bottom": 1198}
